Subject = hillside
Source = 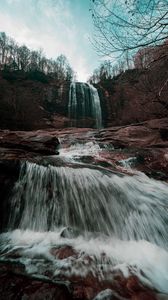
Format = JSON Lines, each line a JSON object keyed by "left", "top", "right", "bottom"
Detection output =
{"left": 96, "top": 42, "right": 168, "bottom": 127}
{"left": 0, "top": 70, "right": 70, "bottom": 130}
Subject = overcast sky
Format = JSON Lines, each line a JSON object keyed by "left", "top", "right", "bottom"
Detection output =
{"left": 0, "top": 0, "right": 102, "bottom": 81}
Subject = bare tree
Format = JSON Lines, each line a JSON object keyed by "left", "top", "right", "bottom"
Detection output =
{"left": 17, "top": 46, "right": 30, "bottom": 71}
{"left": 91, "top": 0, "right": 168, "bottom": 58}
{"left": 0, "top": 32, "right": 9, "bottom": 67}
{"left": 88, "top": 56, "right": 132, "bottom": 84}
{"left": 0, "top": 32, "right": 75, "bottom": 83}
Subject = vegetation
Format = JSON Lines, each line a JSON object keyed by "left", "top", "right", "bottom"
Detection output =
{"left": 89, "top": 0, "right": 168, "bottom": 110}
{"left": 0, "top": 32, "right": 75, "bottom": 83}
{"left": 88, "top": 58, "right": 134, "bottom": 84}
{"left": 89, "top": 39, "right": 168, "bottom": 119}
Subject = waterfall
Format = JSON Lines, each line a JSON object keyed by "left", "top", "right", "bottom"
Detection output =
{"left": 68, "top": 82, "right": 102, "bottom": 128}
{"left": 1, "top": 161, "right": 168, "bottom": 294}
{"left": 7, "top": 161, "right": 168, "bottom": 249}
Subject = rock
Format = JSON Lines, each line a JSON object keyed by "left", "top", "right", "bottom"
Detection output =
{"left": 93, "top": 289, "right": 126, "bottom": 300}
{"left": 0, "top": 73, "right": 70, "bottom": 131}
{"left": 0, "top": 130, "right": 60, "bottom": 155}
{"left": 60, "top": 227, "right": 76, "bottom": 238}
{"left": 0, "top": 271, "right": 72, "bottom": 300}
{"left": 94, "top": 118, "right": 168, "bottom": 181}
{"left": 97, "top": 47, "right": 168, "bottom": 127}
{"left": 50, "top": 245, "right": 77, "bottom": 259}
{"left": 0, "top": 159, "right": 20, "bottom": 231}
{"left": 0, "top": 258, "right": 160, "bottom": 300}
{"left": 127, "top": 276, "right": 157, "bottom": 300}
{"left": 156, "top": 294, "right": 168, "bottom": 300}
{"left": 98, "top": 123, "right": 161, "bottom": 149}
{"left": 126, "top": 276, "right": 143, "bottom": 293}
{"left": 60, "top": 227, "right": 80, "bottom": 239}
{"left": 132, "top": 292, "right": 157, "bottom": 300}
{"left": 51, "top": 114, "right": 71, "bottom": 129}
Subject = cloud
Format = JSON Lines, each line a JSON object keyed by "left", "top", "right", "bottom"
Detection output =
{"left": 0, "top": 0, "right": 98, "bottom": 81}
{"left": 6, "top": 0, "right": 21, "bottom": 4}
{"left": 0, "top": 12, "right": 32, "bottom": 45}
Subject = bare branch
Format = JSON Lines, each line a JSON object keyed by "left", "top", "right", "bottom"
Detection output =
{"left": 91, "top": 0, "right": 168, "bottom": 58}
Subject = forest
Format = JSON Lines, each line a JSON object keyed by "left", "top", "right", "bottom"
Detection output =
{"left": 0, "top": 32, "right": 75, "bottom": 83}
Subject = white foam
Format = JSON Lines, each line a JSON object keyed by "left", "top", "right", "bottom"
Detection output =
{"left": 59, "top": 141, "right": 101, "bottom": 160}
{"left": 1, "top": 161, "right": 168, "bottom": 295}
{"left": 118, "top": 157, "right": 137, "bottom": 169}
{"left": 1, "top": 229, "right": 168, "bottom": 294}
{"left": 93, "top": 289, "right": 126, "bottom": 300}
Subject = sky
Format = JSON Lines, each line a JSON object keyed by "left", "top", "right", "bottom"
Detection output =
{"left": 0, "top": 0, "right": 102, "bottom": 82}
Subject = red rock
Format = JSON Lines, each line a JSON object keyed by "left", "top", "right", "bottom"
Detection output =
{"left": 0, "top": 129, "right": 60, "bottom": 155}
{"left": 0, "top": 271, "right": 72, "bottom": 300}
{"left": 0, "top": 260, "right": 160, "bottom": 300}
{"left": 50, "top": 246, "right": 77, "bottom": 259}
{"left": 127, "top": 276, "right": 143, "bottom": 293}
{"left": 0, "top": 74, "right": 70, "bottom": 131}
{"left": 132, "top": 291, "right": 157, "bottom": 300}
{"left": 126, "top": 276, "right": 157, "bottom": 300}
{"left": 98, "top": 44, "right": 168, "bottom": 128}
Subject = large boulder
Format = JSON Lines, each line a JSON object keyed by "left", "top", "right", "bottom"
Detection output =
{"left": 0, "top": 130, "right": 60, "bottom": 155}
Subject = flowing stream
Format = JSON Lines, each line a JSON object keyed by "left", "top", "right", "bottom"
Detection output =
{"left": 0, "top": 142, "right": 168, "bottom": 295}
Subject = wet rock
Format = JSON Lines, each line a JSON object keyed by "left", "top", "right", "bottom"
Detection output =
{"left": 93, "top": 118, "right": 168, "bottom": 181}
{"left": 132, "top": 293, "right": 157, "bottom": 300}
{"left": 98, "top": 124, "right": 160, "bottom": 149}
{"left": 0, "top": 130, "right": 60, "bottom": 155}
{"left": 127, "top": 276, "right": 157, "bottom": 300}
{"left": 0, "top": 271, "right": 72, "bottom": 300}
{"left": 60, "top": 227, "right": 76, "bottom": 238}
{"left": 0, "top": 159, "right": 20, "bottom": 231}
{"left": 156, "top": 294, "right": 168, "bottom": 300}
{"left": 93, "top": 289, "right": 126, "bottom": 300}
{"left": 0, "top": 258, "right": 160, "bottom": 300}
{"left": 50, "top": 245, "right": 77, "bottom": 259}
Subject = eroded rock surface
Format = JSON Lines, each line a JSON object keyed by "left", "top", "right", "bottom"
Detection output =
{"left": 0, "top": 130, "right": 60, "bottom": 156}
{"left": 0, "top": 119, "right": 168, "bottom": 299}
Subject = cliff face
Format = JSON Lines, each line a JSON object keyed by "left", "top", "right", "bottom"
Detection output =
{"left": 98, "top": 68, "right": 168, "bottom": 127}
{"left": 0, "top": 47, "right": 167, "bottom": 131}
{"left": 0, "top": 71, "right": 70, "bottom": 130}
{"left": 97, "top": 43, "right": 168, "bottom": 127}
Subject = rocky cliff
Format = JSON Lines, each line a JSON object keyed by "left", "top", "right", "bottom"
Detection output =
{"left": 0, "top": 49, "right": 167, "bottom": 130}
{"left": 0, "top": 70, "right": 70, "bottom": 130}
{"left": 97, "top": 68, "right": 168, "bottom": 127}
{"left": 0, "top": 123, "right": 167, "bottom": 300}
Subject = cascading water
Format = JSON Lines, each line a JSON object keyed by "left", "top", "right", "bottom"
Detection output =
{"left": 1, "top": 156, "right": 168, "bottom": 295}
{"left": 7, "top": 162, "right": 168, "bottom": 248}
{"left": 68, "top": 82, "right": 102, "bottom": 128}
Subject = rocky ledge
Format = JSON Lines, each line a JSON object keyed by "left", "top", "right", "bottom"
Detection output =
{"left": 54, "top": 118, "right": 168, "bottom": 181}
{"left": 0, "top": 119, "right": 168, "bottom": 215}
{"left": 0, "top": 247, "right": 165, "bottom": 300}
{"left": 95, "top": 118, "right": 168, "bottom": 181}
{"left": 0, "top": 130, "right": 60, "bottom": 231}
{"left": 0, "top": 129, "right": 60, "bottom": 156}
{"left": 0, "top": 118, "right": 168, "bottom": 225}
{"left": 0, "top": 118, "right": 168, "bottom": 299}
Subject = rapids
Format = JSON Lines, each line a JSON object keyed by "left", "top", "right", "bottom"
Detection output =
{"left": 0, "top": 141, "right": 168, "bottom": 296}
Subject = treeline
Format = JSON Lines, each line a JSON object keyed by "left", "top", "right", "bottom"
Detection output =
{"left": 89, "top": 40, "right": 168, "bottom": 85}
{"left": 89, "top": 40, "right": 168, "bottom": 123}
{"left": 88, "top": 56, "right": 133, "bottom": 84}
{"left": 0, "top": 32, "right": 75, "bottom": 82}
